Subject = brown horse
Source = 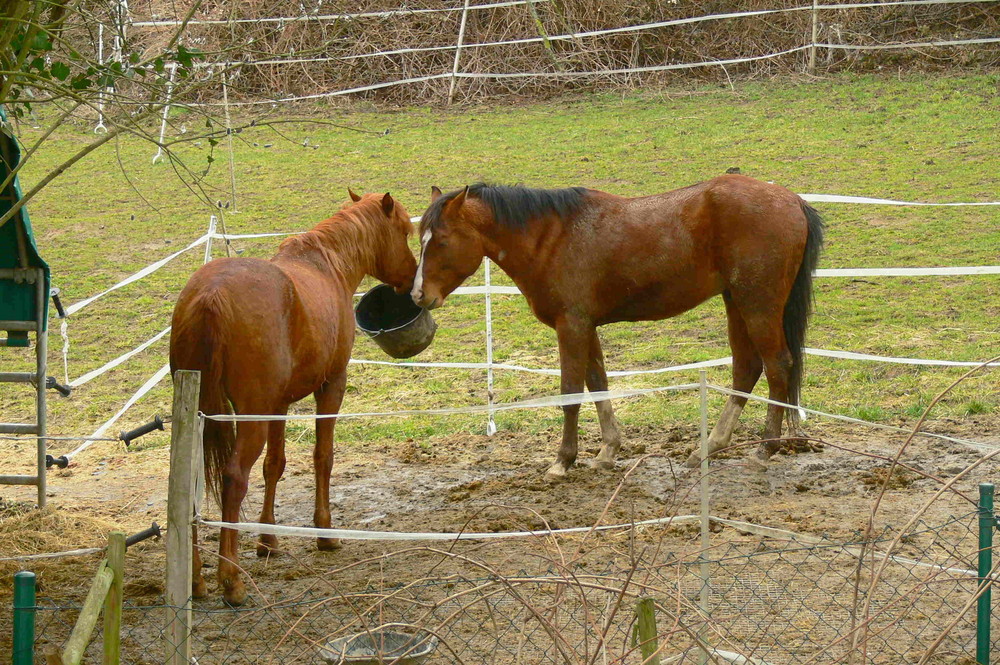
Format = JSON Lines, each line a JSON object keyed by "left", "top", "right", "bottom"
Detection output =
{"left": 170, "top": 191, "right": 416, "bottom": 606}
{"left": 411, "top": 175, "right": 824, "bottom": 478}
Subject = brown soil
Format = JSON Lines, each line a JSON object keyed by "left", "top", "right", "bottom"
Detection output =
{"left": 2, "top": 415, "right": 999, "bottom": 662}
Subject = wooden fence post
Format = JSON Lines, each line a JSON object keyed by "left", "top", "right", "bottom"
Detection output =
{"left": 103, "top": 531, "right": 125, "bottom": 665}
{"left": 61, "top": 566, "right": 114, "bottom": 665}
{"left": 165, "top": 370, "right": 201, "bottom": 665}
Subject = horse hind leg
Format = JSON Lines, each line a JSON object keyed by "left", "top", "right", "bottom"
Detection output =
{"left": 586, "top": 330, "right": 623, "bottom": 470}
{"left": 218, "top": 420, "right": 268, "bottom": 606}
{"left": 256, "top": 418, "right": 287, "bottom": 557}
{"left": 685, "top": 295, "right": 763, "bottom": 468}
{"left": 738, "top": 310, "right": 799, "bottom": 466}
{"left": 313, "top": 372, "right": 347, "bottom": 551}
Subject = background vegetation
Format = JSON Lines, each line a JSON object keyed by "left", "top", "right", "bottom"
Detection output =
{"left": 2, "top": 72, "right": 997, "bottom": 469}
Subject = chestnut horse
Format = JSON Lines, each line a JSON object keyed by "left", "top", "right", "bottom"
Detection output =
{"left": 412, "top": 175, "right": 824, "bottom": 478}
{"left": 170, "top": 191, "right": 416, "bottom": 606}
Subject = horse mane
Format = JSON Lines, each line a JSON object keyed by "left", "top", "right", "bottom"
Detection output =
{"left": 421, "top": 183, "right": 590, "bottom": 233}
{"left": 277, "top": 196, "right": 401, "bottom": 275}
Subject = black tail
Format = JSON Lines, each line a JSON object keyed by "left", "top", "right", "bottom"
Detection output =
{"left": 782, "top": 201, "right": 825, "bottom": 407}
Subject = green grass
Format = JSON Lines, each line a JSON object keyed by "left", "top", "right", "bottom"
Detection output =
{"left": 2, "top": 72, "right": 998, "bottom": 459}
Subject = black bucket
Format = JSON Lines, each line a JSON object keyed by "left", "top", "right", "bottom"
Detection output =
{"left": 355, "top": 284, "right": 437, "bottom": 359}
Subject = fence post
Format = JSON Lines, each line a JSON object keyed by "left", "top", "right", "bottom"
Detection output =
{"left": 447, "top": 0, "right": 472, "bottom": 105}
{"left": 165, "top": 370, "right": 201, "bottom": 665}
{"left": 697, "top": 370, "right": 710, "bottom": 665}
{"left": 808, "top": 0, "right": 819, "bottom": 74}
{"left": 103, "top": 531, "right": 125, "bottom": 665}
{"left": 13, "top": 571, "right": 36, "bottom": 665}
{"left": 484, "top": 258, "right": 496, "bottom": 436}
{"left": 977, "top": 483, "right": 994, "bottom": 665}
{"left": 635, "top": 597, "right": 661, "bottom": 665}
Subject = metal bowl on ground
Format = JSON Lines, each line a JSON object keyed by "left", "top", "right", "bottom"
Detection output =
{"left": 318, "top": 626, "right": 438, "bottom": 664}
{"left": 355, "top": 284, "right": 437, "bottom": 359}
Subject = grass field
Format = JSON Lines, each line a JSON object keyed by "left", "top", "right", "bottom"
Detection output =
{"left": 2, "top": 72, "right": 998, "bottom": 466}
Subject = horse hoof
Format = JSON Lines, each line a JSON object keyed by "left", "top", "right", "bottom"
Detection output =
{"left": 683, "top": 452, "right": 702, "bottom": 469}
{"left": 256, "top": 542, "right": 281, "bottom": 558}
{"left": 544, "top": 463, "right": 568, "bottom": 482}
{"left": 317, "top": 537, "right": 342, "bottom": 552}
{"left": 192, "top": 576, "right": 208, "bottom": 599}
{"left": 223, "top": 583, "right": 247, "bottom": 607}
{"left": 587, "top": 457, "right": 615, "bottom": 471}
{"left": 747, "top": 454, "right": 769, "bottom": 473}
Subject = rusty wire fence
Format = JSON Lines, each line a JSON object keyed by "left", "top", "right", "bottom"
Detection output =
{"left": 19, "top": 507, "right": 996, "bottom": 664}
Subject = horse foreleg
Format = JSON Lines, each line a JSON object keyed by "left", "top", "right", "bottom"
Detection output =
{"left": 218, "top": 421, "right": 266, "bottom": 606}
{"left": 586, "top": 330, "right": 622, "bottom": 470}
{"left": 192, "top": 524, "right": 207, "bottom": 598}
{"left": 256, "top": 418, "right": 287, "bottom": 557}
{"left": 314, "top": 373, "right": 347, "bottom": 552}
{"left": 546, "top": 320, "right": 591, "bottom": 480}
{"left": 685, "top": 297, "right": 763, "bottom": 468}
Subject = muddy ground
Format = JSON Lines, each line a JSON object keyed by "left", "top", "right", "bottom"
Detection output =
{"left": 2, "top": 414, "right": 999, "bottom": 662}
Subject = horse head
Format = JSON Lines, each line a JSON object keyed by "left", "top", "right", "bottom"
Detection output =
{"left": 412, "top": 185, "right": 486, "bottom": 310}
{"left": 357, "top": 190, "right": 417, "bottom": 295}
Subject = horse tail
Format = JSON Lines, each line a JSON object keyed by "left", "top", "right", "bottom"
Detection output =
{"left": 783, "top": 200, "right": 825, "bottom": 407}
{"left": 170, "top": 289, "right": 234, "bottom": 507}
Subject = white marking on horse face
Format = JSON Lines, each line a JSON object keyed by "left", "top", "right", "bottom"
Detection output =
{"left": 412, "top": 228, "right": 432, "bottom": 297}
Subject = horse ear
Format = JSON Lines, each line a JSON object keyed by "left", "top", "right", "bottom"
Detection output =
{"left": 430, "top": 186, "right": 443, "bottom": 202}
{"left": 448, "top": 185, "right": 469, "bottom": 210}
{"left": 348, "top": 188, "right": 362, "bottom": 202}
{"left": 381, "top": 192, "right": 394, "bottom": 215}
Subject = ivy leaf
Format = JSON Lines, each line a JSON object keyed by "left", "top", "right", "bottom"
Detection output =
{"left": 70, "top": 75, "right": 93, "bottom": 90}
{"left": 31, "top": 33, "right": 52, "bottom": 51}
{"left": 50, "top": 61, "right": 70, "bottom": 80}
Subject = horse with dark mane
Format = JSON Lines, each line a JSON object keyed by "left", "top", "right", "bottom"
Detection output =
{"left": 170, "top": 191, "right": 416, "bottom": 606}
{"left": 411, "top": 175, "right": 823, "bottom": 479}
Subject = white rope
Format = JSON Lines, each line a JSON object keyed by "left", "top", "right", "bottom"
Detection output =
{"left": 65, "top": 233, "right": 208, "bottom": 316}
{"left": 70, "top": 327, "right": 171, "bottom": 388}
{"left": 197, "top": 514, "right": 701, "bottom": 541}
{"left": 0, "top": 547, "right": 104, "bottom": 562}
{"left": 135, "top": 0, "right": 1000, "bottom": 67}
{"left": 66, "top": 362, "right": 170, "bottom": 460}
{"left": 201, "top": 383, "right": 699, "bottom": 422}
{"left": 819, "top": 36, "right": 1000, "bottom": 50}
{"left": 350, "top": 349, "right": 997, "bottom": 376}
{"left": 130, "top": 0, "right": 548, "bottom": 27}
{"left": 800, "top": 193, "right": 1000, "bottom": 206}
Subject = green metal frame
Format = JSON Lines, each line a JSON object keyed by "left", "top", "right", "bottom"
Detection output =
{"left": 978, "top": 483, "right": 995, "bottom": 665}
{"left": 0, "top": 106, "right": 49, "bottom": 507}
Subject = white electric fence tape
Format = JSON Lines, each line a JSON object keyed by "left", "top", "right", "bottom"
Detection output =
{"left": 201, "top": 383, "right": 700, "bottom": 422}
{"left": 66, "top": 362, "right": 171, "bottom": 460}
{"left": 197, "top": 514, "right": 701, "bottom": 541}
{"left": 70, "top": 327, "right": 171, "bottom": 388}
{"left": 192, "top": 512, "right": 977, "bottom": 579}
{"left": 64, "top": 233, "right": 208, "bottom": 316}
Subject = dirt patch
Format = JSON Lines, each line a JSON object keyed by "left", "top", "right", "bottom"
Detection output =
{"left": 1, "top": 415, "right": 998, "bottom": 662}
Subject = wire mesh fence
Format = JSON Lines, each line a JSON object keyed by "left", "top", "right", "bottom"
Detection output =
{"left": 20, "top": 507, "right": 994, "bottom": 664}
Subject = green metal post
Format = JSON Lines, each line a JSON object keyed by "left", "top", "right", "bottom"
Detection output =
{"left": 13, "top": 571, "right": 36, "bottom": 665}
{"left": 977, "top": 483, "right": 994, "bottom": 665}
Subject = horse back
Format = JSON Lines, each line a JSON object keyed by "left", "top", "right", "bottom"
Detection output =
{"left": 561, "top": 176, "right": 810, "bottom": 324}
{"left": 170, "top": 257, "right": 350, "bottom": 411}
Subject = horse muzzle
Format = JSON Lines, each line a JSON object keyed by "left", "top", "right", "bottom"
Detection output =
{"left": 410, "top": 288, "right": 441, "bottom": 310}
